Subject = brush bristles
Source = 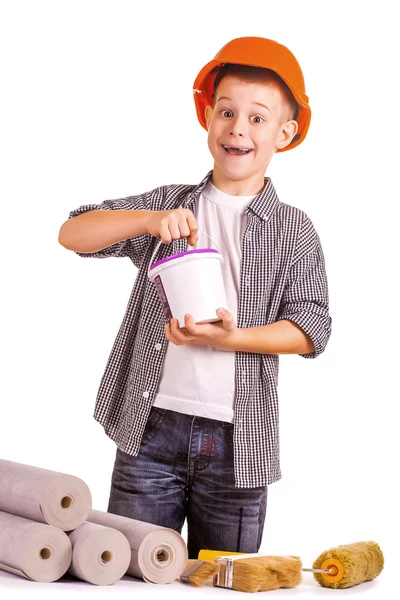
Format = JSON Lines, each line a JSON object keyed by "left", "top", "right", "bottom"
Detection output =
{"left": 180, "top": 560, "right": 218, "bottom": 587}
{"left": 219, "top": 556, "right": 303, "bottom": 593}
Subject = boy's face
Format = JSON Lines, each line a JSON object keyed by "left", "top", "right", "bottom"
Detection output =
{"left": 205, "top": 76, "right": 298, "bottom": 191}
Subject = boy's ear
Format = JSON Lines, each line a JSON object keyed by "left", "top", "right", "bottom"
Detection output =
{"left": 276, "top": 120, "right": 299, "bottom": 151}
{"left": 205, "top": 105, "right": 213, "bottom": 129}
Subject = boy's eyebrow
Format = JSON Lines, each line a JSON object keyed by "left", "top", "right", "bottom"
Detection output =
{"left": 216, "top": 96, "right": 271, "bottom": 113}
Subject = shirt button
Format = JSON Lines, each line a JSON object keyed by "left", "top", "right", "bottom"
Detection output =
{"left": 142, "top": 391, "right": 149, "bottom": 399}
{"left": 155, "top": 343, "right": 162, "bottom": 351}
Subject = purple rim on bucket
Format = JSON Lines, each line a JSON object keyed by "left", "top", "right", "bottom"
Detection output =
{"left": 149, "top": 248, "right": 219, "bottom": 271}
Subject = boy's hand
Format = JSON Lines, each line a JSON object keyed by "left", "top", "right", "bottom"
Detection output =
{"left": 146, "top": 208, "right": 199, "bottom": 246}
{"left": 164, "top": 308, "right": 239, "bottom": 351}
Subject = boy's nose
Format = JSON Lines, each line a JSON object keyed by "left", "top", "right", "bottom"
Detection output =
{"left": 229, "top": 115, "right": 247, "bottom": 137}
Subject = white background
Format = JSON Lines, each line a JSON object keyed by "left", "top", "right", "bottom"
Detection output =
{"left": 0, "top": 0, "right": 398, "bottom": 597}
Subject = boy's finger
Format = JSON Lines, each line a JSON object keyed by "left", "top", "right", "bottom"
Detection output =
{"left": 159, "top": 222, "right": 172, "bottom": 244}
{"left": 216, "top": 308, "right": 236, "bottom": 331}
{"left": 165, "top": 322, "right": 182, "bottom": 345}
{"left": 170, "top": 318, "right": 183, "bottom": 337}
{"left": 184, "top": 314, "right": 198, "bottom": 334}
{"left": 168, "top": 221, "right": 181, "bottom": 241}
{"left": 187, "top": 234, "right": 198, "bottom": 246}
{"left": 186, "top": 212, "right": 199, "bottom": 237}
{"left": 178, "top": 219, "right": 191, "bottom": 239}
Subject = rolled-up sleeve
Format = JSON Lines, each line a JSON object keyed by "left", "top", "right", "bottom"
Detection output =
{"left": 277, "top": 215, "right": 332, "bottom": 358}
{"left": 67, "top": 186, "right": 165, "bottom": 268}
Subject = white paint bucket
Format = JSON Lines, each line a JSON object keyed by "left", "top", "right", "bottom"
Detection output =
{"left": 148, "top": 234, "right": 227, "bottom": 325}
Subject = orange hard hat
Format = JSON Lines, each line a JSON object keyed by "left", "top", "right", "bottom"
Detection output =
{"left": 193, "top": 37, "right": 311, "bottom": 152}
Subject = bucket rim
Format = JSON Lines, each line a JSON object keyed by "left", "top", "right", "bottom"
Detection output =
{"left": 149, "top": 248, "right": 220, "bottom": 271}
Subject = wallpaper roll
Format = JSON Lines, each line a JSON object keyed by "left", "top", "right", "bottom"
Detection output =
{"left": 0, "top": 459, "right": 92, "bottom": 531}
{"left": 67, "top": 522, "right": 131, "bottom": 585}
{"left": 0, "top": 510, "right": 72, "bottom": 582}
{"left": 88, "top": 510, "right": 188, "bottom": 584}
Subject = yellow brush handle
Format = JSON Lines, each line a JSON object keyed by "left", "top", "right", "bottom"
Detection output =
{"left": 198, "top": 550, "right": 245, "bottom": 560}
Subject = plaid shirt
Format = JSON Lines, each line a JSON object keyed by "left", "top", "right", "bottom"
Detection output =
{"left": 68, "top": 169, "right": 332, "bottom": 488}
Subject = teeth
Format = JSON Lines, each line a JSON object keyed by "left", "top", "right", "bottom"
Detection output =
{"left": 224, "top": 146, "right": 251, "bottom": 152}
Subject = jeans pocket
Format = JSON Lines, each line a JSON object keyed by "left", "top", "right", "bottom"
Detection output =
{"left": 140, "top": 407, "right": 166, "bottom": 446}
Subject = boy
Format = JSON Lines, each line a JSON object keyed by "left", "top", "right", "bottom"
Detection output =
{"left": 59, "top": 37, "right": 332, "bottom": 558}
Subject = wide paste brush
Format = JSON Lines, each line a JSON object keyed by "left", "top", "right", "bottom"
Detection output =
{"left": 211, "top": 553, "right": 302, "bottom": 593}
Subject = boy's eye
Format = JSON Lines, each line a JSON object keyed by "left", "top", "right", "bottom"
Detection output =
{"left": 220, "top": 110, "right": 264, "bottom": 124}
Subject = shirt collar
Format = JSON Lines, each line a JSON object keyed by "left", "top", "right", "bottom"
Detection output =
{"left": 183, "top": 169, "right": 280, "bottom": 222}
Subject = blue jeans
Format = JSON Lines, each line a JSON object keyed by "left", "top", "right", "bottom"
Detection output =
{"left": 107, "top": 407, "right": 268, "bottom": 559}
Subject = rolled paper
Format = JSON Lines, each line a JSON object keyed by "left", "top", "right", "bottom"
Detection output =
{"left": 0, "top": 459, "right": 92, "bottom": 531}
{"left": 312, "top": 540, "right": 384, "bottom": 589}
{"left": 67, "top": 522, "right": 131, "bottom": 585}
{"left": 0, "top": 510, "right": 72, "bottom": 582}
{"left": 88, "top": 509, "right": 188, "bottom": 583}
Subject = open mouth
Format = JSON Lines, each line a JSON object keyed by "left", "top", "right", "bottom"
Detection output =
{"left": 222, "top": 145, "right": 254, "bottom": 156}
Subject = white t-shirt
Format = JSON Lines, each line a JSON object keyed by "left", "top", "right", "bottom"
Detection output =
{"left": 153, "top": 179, "right": 256, "bottom": 422}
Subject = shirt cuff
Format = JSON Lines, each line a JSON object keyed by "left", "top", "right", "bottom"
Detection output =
{"left": 278, "top": 311, "right": 331, "bottom": 359}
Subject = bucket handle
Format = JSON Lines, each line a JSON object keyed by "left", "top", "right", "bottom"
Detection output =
{"left": 148, "top": 230, "right": 222, "bottom": 277}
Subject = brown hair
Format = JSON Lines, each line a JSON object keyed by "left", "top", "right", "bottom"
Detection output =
{"left": 211, "top": 63, "right": 299, "bottom": 124}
